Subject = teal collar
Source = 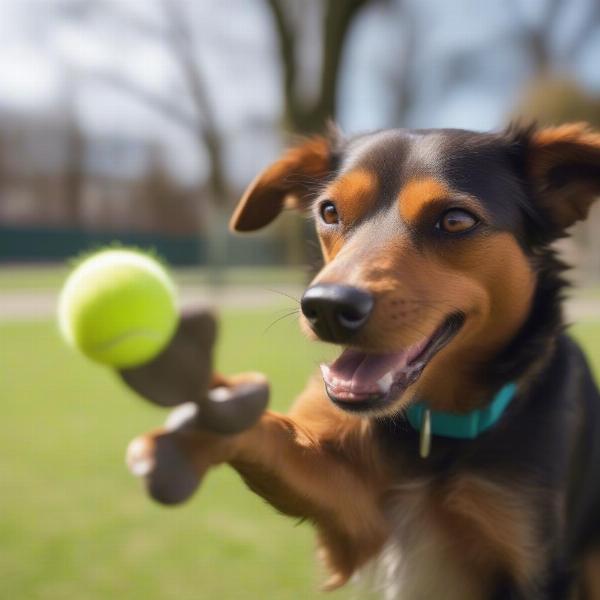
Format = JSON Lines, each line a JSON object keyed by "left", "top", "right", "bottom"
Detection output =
{"left": 405, "top": 382, "right": 517, "bottom": 457}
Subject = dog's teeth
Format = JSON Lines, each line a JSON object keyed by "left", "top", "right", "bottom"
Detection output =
{"left": 377, "top": 372, "right": 394, "bottom": 393}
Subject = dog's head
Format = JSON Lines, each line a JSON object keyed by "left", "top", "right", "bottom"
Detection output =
{"left": 231, "top": 124, "right": 600, "bottom": 416}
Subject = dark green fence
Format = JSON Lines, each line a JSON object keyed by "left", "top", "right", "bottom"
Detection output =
{"left": 0, "top": 226, "right": 287, "bottom": 266}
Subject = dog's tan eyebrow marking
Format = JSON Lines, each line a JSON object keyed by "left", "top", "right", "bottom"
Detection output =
{"left": 324, "top": 169, "right": 378, "bottom": 224}
{"left": 398, "top": 178, "right": 450, "bottom": 222}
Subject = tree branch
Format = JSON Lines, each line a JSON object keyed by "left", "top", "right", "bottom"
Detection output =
{"left": 57, "top": 0, "right": 170, "bottom": 39}
{"left": 88, "top": 69, "right": 198, "bottom": 129}
{"left": 263, "top": 0, "right": 300, "bottom": 129}
{"left": 58, "top": 0, "right": 229, "bottom": 204}
{"left": 506, "top": 0, "right": 563, "bottom": 74}
{"left": 312, "top": 0, "right": 368, "bottom": 130}
{"left": 563, "top": 0, "right": 600, "bottom": 62}
{"left": 394, "top": 1, "right": 418, "bottom": 125}
{"left": 540, "top": 0, "right": 563, "bottom": 34}
{"left": 160, "top": 0, "right": 215, "bottom": 126}
{"left": 159, "top": 0, "right": 227, "bottom": 199}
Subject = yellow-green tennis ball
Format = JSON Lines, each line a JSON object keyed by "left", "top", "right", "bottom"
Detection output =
{"left": 58, "top": 248, "right": 178, "bottom": 368}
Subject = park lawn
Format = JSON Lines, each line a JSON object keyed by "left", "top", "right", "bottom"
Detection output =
{"left": 1, "top": 310, "right": 599, "bottom": 600}
{"left": 0, "top": 308, "right": 342, "bottom": 600}
{"left": 0, "top": 265, "right": 308, "bottom": 291}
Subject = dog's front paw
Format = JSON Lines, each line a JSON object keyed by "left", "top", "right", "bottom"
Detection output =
{"left": 126, "top": 372, "right": 269, "bottom": 504}
{"left": 119, "top": 305, "right": 270, "bottom": 503}
{"left": 126, "top": 410, "right": 231, "bottom": 506}
{"left": 126, "top": 428, "right": 203, "bottom": 505}
{"left": 202, "top": 372, "right": 269, "bottom": 434}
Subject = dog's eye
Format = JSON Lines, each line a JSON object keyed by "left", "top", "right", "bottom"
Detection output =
{"left": 320, "top": 201, "right": 339, "bottom": 225}
{"left": 436, "top": 209, "right": 478, "bottom": 234}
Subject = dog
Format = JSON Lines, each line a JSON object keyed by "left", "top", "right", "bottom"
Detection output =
{"left": 124, "top": 123, "right": 600, "bottom": 599}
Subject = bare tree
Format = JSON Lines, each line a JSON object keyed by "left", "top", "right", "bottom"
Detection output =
{"left": 265, "top": 0, "right": 371, "bottom": 133}
{"left": 57, "top": 0, "right": 373, "bottom": 198}
{"left": 392, "top": 1, "right": 418, "bottom": 127}
{"left": 61, "top": 108, "right": 86, "bottom": 226}
{"left": 262, "top": 0, "right": 372, "bottom": 265}
{"left": 55, "top": 0, "right": 375, "bottom": 271}
{"left": 135, "top": 144, "right": 201, "bottom": 235}
{"left": 57, "top": 0, "right": 227, "bottom": 207}
{"left": 507, "top": 0, "right": 600, "bottom": 75}
{"left": 0, "top": 130, "right": 5, "bottom": 189}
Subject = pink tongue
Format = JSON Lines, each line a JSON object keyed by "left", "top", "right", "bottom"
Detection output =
{"left": 323, "top": 348, "right": 410, "bottom": 394}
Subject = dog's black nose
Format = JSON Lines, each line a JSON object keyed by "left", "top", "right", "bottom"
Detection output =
{"left": 301, "top": 284, "right": 374, "bottom": 342}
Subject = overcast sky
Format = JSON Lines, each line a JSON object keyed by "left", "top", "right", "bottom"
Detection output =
{"left": 1, "top": 0, "right": 599, "bottom": 184}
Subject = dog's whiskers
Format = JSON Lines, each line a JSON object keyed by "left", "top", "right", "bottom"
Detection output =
{"left": 263, "top": 309, "right": 300, "bottom": 334}
{"left": 263, "top": 287, "right": 301, "bottom": 304}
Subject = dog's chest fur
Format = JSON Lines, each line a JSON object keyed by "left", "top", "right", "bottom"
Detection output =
{"left": 359, "top": 480, "right": 488, "bottom": 600}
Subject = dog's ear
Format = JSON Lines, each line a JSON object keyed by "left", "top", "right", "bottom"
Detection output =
{"left": 229, "top": 136, "right": 332, "bottom": 232}
{"left": 514, "top": 122, "right": 600, "bottom": 233}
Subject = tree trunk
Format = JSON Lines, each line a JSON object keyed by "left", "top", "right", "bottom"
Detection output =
{"left": 266, "top": 0, "right": 369, "bottom": 134}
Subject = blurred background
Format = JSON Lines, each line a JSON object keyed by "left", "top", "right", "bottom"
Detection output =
{"left": 1, "top": 0, "right": 599, "bottom": 598}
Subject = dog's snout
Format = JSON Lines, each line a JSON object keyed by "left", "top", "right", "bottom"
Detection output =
{"left": 300, "top": 284, "right": 374, "bottom": 342}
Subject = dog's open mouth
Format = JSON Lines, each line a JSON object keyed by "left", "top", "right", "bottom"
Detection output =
{"left": 320, "top": 313, "right": 465, "bottom": 413}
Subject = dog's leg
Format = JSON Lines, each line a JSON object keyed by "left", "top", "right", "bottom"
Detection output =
{"left": 127, "top": 404, "right": 388, "bottom": 588}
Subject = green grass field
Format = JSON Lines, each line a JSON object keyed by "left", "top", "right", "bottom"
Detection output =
{"left": 0, "top": 265, "right": 308, "bottom": 291}
{"left": 0, "top": 307, "right": 347, "bottom": 600}
{"left": 1, "top": 304, "right": 599, "bottom": 599}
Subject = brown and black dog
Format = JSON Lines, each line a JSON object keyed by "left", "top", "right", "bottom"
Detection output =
{"left": 123, "top": 123, "right": 600, "bottom": 599}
